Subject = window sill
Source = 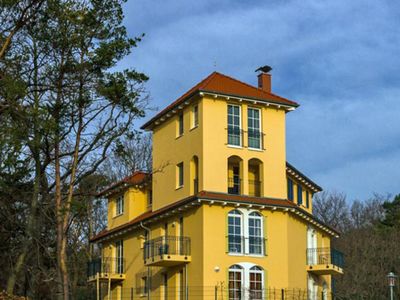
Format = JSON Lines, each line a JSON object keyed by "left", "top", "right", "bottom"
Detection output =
{"left": 175, "top": 134, "right": 184, "bottom": 140}
{"left": 190, "top": 125, "right": 198, "bottom": 131}
{"left": 227, "top": 145, "right": 243, "bottom": 149}
{"left": 175, "top": 185, "right": 183, "bottom": 190}
{"left": 113, "top": 213, "right": 124, "bottom": 219}
{"left": 228, "top": 252, "right": 266, "bottom": 258}
{"left": 248, "top": 147, "right": 263, "bottom": 152}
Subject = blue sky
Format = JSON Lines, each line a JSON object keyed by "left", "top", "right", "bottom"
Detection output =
{"left": 121, "top": 0, "right": 400, "bottom": 201}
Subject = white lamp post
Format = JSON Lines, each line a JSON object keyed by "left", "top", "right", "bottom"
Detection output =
{"left": 387, "top": 272, "right": 397, "bottom": 300}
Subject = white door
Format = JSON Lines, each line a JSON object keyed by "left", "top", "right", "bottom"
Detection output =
{"left": 307, "top": 227, "right": 317, "bottom": 264}
{"left": 308, "top": 274, "right": 317, "bottom": 300}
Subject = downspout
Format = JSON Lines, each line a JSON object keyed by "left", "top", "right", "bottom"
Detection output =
{"left": 140, "top": 222, "right": 151, "bottom": 300}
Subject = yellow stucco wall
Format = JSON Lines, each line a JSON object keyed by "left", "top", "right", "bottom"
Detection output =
{"left": 100, "top": 203, "right": 334, "bottom": 299}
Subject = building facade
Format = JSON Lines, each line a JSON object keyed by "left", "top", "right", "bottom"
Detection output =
{"left": 88, "top": 70, "right": 344, "bottom": 300}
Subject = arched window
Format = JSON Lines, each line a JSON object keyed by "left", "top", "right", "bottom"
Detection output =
{"left": 249, "top": 266, "right": 263, "bottom": 300}
{"left": 229, "top": 265, "right": 243, "bottom": 300}
{"left": 248, "top": 212, "right": 263, "bottom": 255}
{"left": 228, "top": 210, "right": 243, "bottom": 253}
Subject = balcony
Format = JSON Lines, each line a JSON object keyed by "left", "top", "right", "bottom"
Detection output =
{"left": 306, "top": 248, "right": 344, "bottom": 275}
{"left": 144, "top": 236, "right": 191, "bottom": 267}
{"left": 87, "top": 257, "right": 125, "bottom": 282}
{"left": 228, "top": 177, "right": 241, "bottom": 195}
{"left": 227, "top": 236, "right": 266, "bottom": 256}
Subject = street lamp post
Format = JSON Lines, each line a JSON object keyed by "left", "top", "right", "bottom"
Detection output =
{"left": 387, "top": 272, "right": 397, "bottom": 300}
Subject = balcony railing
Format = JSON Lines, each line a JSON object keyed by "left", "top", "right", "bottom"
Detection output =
{"left": 227, "top": 127, "right": 244, "bottom": 147}
{"left": 307, "top": 247, "right": 344, "bottom": 268}
{"left": 87, "top": 257, "right": 125, "bottom": 278}
{"left": 228, "top": 177, "right": 241, "bottom": 195}
{"left": 248, "top": 179, "right": 261, "bottom": 197}
{"left": 227, "top": 235, "right": 266, "bottom": 255}
{"left": 248, "top": 129, "right": 264, "bottom": 149}
{"left": 144, "top": 236, "right": 191, "bottom": 260}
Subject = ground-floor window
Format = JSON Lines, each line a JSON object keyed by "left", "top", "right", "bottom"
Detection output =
{"left": 228, "top": 263, "right": 264, "bottom": 300}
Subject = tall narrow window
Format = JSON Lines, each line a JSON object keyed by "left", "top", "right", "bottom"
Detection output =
{"left": 163, "top": 273, "right": 168, "bottom": 300}
{"left": 142, "top": 276, "right": 149, "bottom": 295}
{"left": 116, "top": 195, "right": 124, "bottom": 216}
{"left": 192, "top": 105, "right": 199, "bottom": 128}
{"left": 306, "top": 191, "right": 310, "bottom": 208}
{"left": 228, "top": 105, "right": 241, "bottom": 146}
{"left": 287, "top": 178, "right": 293, "bottom": 201}
{"left": 229, "top": 265, "right": 243, "bottom": 300}
{"left": 298, "top": 185, "right": 303, "bottom": 205}
{"left": 248, "top": 212, "right": 263, "bottom": 255}
{"left": 228, "top": 210, "right": 242, "bottom": 253}
{"left": 147, "top": 189, "right": 152, "bottom": 210}
{"left": 249, "top": 266, "right": 263, "bottom": 300}
{"left": 178, "top": 112, "right": 184, "bottom": 136}
{"left": 248, "top": 108, "right": 261, "bottom": 149}
{"left": 116, "top": 240, "right": 123, "bottom": 274}
{"left": 177, "top": 162, "right": 184, "bottom": 188}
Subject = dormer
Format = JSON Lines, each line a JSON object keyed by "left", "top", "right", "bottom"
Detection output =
{"left": 98, "top": 171, "right": 152, "bottom": 230}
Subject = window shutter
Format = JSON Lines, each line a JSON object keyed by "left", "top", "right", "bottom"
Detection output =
{"left": 225, "top": 212, "right": 229, "bottom": 253}
{"left": 263, "top": 215, "right": 268, "bottom": 256}
{"left": 264, "top": 268, "right": 268, "bottom": 297}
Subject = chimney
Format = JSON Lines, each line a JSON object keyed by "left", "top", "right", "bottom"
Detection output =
{"left": 255, "top": 65, "right": 273, "bottom": 93}
{"left": 258, "top": 73, "right": 271, "bottom": 93}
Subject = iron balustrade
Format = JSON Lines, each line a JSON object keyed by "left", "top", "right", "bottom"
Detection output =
{"left": 248, "top": 129, "right": 264, "bottom": 150}
{"left": 228, "top": 177, "right": 241, "bottom": 195}
{"left": 248, "top": 180, "right": 261, "bottom": 197}
{"left": 227, "top": 127, "right": 244, "bottom": 147}
{"left": 143, "top": 236, "right": 191, "bottom": 260}
{"left": 227, "top": 235, "right": 266, "bottom": 255}
{"left": 306, "top": 247, "right": 344, "bottom": 268}
{"left": 87, "top": 257, "right": 125, "bottom": 278}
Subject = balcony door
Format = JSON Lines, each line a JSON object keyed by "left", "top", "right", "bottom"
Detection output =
{"left": 116, "top": 240, "right": 123, "bottom": 274}
{"left": 307, "top": 227, "right": 317, "bottom": 264}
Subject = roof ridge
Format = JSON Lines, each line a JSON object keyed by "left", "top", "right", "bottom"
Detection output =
{"left": 212, "top": 72, "right": 297, "bottom": 105}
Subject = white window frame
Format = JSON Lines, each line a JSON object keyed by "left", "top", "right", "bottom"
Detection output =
{"left": 228, "top": 210, "right": 243, "bottom": 254}
{"left": 192, "top": 105, "right": 199, "bottom": 128}
{"left": 228, "top": 265, "right": 244, "bottom": 300}
{"left": 228, "top": 263, "right": 265, "bottom": 300}
{"left": 227, "top": 209, "right": 264, "bottom": 257}
{"left": 227, "top": 104, "right": 242, "bottom": 147}
{"left": 248, "top": 212, "right": 264, "bottom": 255}
{"left": 115, "top": 195, "right": 124, "bottom": 216}
{"left": 176, "top": 162, "right": 184, "bottom": 188}
{"left": 247, "top": 107, "right": 262, "bottom": 150}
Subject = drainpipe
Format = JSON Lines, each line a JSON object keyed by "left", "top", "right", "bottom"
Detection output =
{"left": 140, "top": 222, "right": 151, "bottom": 300}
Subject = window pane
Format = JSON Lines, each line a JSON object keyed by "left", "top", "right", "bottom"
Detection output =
{"left": 248, "top": 108, "right": 261, "bottom": 149}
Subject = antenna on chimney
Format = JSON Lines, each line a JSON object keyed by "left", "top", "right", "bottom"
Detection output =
{"left": 255, "top": 65, "right": 272, "bottom": 73}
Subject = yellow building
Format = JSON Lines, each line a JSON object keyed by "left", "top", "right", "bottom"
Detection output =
{"left": 88, "top": 70, "right": 343, "bottom": 300}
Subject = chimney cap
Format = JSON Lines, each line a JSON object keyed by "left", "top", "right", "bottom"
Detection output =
{"left": 255, "top": 65, "right": 272, "bottom": 73}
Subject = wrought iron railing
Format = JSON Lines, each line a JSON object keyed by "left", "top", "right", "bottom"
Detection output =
{"left": 227, "top": 127, "right": 244, "bottom": 147}
{"left": 249, "top": 179, "right": 261, "bottom": 197}
{"left": 306, "top": 247, "right": 344, "bottom": 268}
{"left": 228, "top": 177, "right": 241, "bottom": 195}
{"left": 143, "top": 236, "right": 191, "bottom": 260}
{"left": 87, "top": 257, "right": 125, "bottom": 278}
{"left": 226, "top": 235, "right": 266, "bottom": 255}
{"left": 247, "top": 129, "right": 264, "bottom": 149}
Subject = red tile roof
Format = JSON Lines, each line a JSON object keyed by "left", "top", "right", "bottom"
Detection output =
{"left": 97, "top": 171, "right": 149, "bottom": 197}
{"left": 141, "top": 72, "right": 299, "bottom": 130}
{"left": 90, "top": 190, "right": 339, "bottom": 243}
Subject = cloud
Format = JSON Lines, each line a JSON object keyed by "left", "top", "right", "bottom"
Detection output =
{"left": 121, "top": 0, "right": 400, "bottom": 200}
